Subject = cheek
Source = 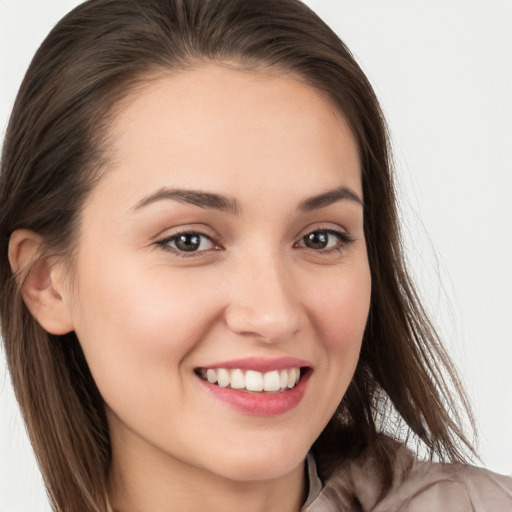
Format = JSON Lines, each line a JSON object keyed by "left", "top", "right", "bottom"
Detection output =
{"left": 296, "top": 261, "right": 371, "bottom": 436}
{"left": 307, "top": 264, "right": 371, "bottom": 352}
{"left": 75, "top": 255, "right": 216, "bottom": 343}
{"left": 69, "top": 257, "right": 223, "bottom": 405}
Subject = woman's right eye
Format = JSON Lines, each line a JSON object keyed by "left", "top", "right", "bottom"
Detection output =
{"left": 156, "top": 232, "right": 217, "bottom": 255}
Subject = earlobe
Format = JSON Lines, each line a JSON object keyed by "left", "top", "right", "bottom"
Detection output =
{"left": 8, "top": 229, "right": 75, "bottom": 335}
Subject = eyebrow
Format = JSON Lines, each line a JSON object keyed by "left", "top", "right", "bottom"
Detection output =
{"left": 132, "top": 185, "right": 363, "bottom": 214}
{"left": 133, "top": 188, "right": 241, "bottom": 215}
{"left": 298, "top": 186, "right": 364, "bottom": 211}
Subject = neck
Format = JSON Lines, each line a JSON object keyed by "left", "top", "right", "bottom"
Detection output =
{"left": 108, "top": 431, "right": 307, "bottom": 512}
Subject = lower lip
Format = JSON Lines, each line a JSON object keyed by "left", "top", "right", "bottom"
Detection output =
{"left": 198, "top": 371, "right": 310, "bottom": 417}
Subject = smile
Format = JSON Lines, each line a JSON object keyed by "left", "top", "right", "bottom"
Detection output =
{"left": 195, "top": 358, "right": 312, "bottom": 416}
{"left": 196, "top": 367, "right": 301, "bottom": 393}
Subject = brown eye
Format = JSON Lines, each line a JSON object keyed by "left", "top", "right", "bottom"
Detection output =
{"left": 303, "top": 231, "right": 330, "bottom": 250}
{"left": 159, "top": 232, "right": 216, "bottom": 253}
{"left": 174, "top": 233, "right": 202, "bottom": 251}
{"left": 297, "top": 229, "right": 353, "bottom": 252}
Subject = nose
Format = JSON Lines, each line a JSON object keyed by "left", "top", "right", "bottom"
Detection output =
{"left": 224, "top": 253, "right": 304, "bottom": 343}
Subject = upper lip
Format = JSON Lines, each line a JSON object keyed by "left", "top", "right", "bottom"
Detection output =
{"left": 197, "top": 357, "right": 312, "bottom": 372}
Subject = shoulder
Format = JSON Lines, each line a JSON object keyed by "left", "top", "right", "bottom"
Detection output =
{"left": 374, "top": 457, "right": 512, "bottom": 512}
{"left": 305, "top": 438, "right": 512, "bottom": 512}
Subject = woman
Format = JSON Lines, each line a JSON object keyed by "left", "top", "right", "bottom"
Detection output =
{"left": 0, "top": 0, "right": 511, "bottom": 511}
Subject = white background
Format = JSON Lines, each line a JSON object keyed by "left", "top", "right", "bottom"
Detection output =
{"left": 1, "top": 1, "right": 511, "bottom": 510}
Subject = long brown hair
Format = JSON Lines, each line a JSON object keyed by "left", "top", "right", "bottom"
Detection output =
{"left": 0, "top": 1, "right": 474, "bottom": 510}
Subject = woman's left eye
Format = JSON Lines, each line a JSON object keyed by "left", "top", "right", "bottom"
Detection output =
{"left": 296, "top": 229, "right": 353, "bottom": 252}
{"left": 157, "top": 232, "right": 216, "bottom": 254}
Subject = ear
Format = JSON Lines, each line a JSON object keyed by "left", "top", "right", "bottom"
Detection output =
{"left": 8, "top": 229, "right": 75, "bottom": 335}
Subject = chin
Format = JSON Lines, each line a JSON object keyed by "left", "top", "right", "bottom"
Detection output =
{"left": 207, "top": 439, "right": 310, "bottom": 482}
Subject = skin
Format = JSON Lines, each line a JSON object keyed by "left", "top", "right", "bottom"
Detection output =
{"left": 14, "top": 64, "right": 371, "bottom": 512}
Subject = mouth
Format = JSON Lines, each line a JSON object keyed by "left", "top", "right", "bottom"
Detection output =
{"left": 194, "top": 357, "right": 312, "bottom": 415}
{"left": 195, "top": 367, "right": 307, "bottom": 393}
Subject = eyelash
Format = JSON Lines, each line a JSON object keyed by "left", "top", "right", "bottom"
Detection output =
{"left": 155, "top": 227, "right": 354, "bottom": 258}
{"left": 294, "top": 228, "right": 354, "bottom": 254}
{"left": 155, "top": 229, "right": 220, "bottom": 258}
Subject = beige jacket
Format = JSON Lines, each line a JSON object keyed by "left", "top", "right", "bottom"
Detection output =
{"left": 303, "top": 441, "right": 512, "bottom": 511}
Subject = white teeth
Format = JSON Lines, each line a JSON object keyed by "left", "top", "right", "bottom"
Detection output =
{"left": 245, "top": 370, "right": 264, "bottom": 391}
{"left": 199, "top": 367, "right": 302, "bottom": 392}
{"left": 279, "top": 370, "right": 288, "bottom": 389}
{"left": 263, "top": 370, "right": 281, "bottom": 392}
{"left": 217, "top": 368, "right": 230, "bottom": 388}
{"left": 287, "top": 368, "right": 297, "bottom": 388}
{"left": 230, "top": 369, "right": 245, "bottom": 389}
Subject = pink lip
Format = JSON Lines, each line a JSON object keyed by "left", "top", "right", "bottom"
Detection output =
{"left": 196, "top": 359, "right": 312, "bottom": 417}
{"left": 199, "top": 357, "right": 312, "bottom": 372}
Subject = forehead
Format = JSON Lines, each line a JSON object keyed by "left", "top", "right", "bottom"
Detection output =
{"left": 92, "top": 64, "right": 361, "bottom": 209}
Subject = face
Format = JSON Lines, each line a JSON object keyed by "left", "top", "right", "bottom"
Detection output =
{"left": 63, "top": 64, "right": 371, "bottom": 484}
